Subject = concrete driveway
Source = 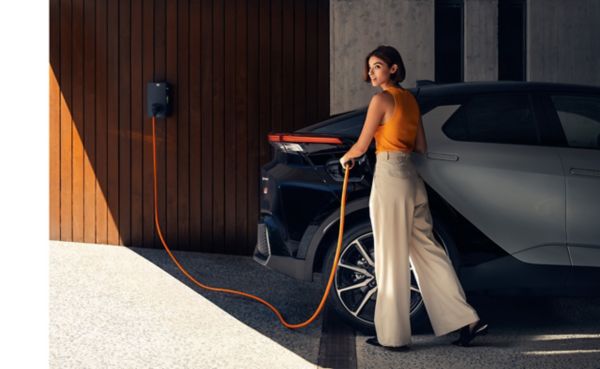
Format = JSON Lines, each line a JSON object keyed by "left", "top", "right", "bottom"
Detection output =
{"left": 50, "top": 241, "right": 324, "bottom": 369}
{"left": 50, "top": 241, "right": 600, "bottom": 369}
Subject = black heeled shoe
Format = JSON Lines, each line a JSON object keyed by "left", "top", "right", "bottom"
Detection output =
{"left": 366, "top": 337, "right": 410, "bottom": 351}
{"left": 451, "top": 320, "right": 489, "bottom": 347}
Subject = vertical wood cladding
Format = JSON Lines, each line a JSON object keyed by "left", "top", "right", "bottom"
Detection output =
{"left": 49, "top": 0, "right": 330, "bottom": 254}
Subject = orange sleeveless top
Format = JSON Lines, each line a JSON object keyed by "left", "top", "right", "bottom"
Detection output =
{"left": 373, "top": 85, "right": 421, "bottom": 154}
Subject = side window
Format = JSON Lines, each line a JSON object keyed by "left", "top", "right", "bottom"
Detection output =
{"left": 443, "top": 93, "right": 539, "bottom": 145}
{"left": 550, "top": 95, "right": 600, "bottom": 150}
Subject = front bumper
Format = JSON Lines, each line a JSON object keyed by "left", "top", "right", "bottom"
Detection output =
{"left": 253, "top": 222, "right": 272, "bottom": 265}
{"left": 253, "top": 221, "right": 313, "bottom": 281}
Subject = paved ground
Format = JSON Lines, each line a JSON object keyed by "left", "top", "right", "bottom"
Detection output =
{"left": 49, "top": 241, "right": 323, "bottom": 369}
{"left": 50, "top": 241, "right": 600, "bottom": 369}
{"left": 355, "top": 294, "right": 600, "bottom": 369}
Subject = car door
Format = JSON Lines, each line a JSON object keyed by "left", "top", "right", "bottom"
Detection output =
{"left": 413, "top": 92, "right": 569, "bottom": 268}
{"left": 542, "top": 92, "right": 600, "bottom": 269}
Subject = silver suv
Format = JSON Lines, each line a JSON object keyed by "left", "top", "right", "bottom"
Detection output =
{"left": 255, "top": 81, "right": 600, "bottom": 333}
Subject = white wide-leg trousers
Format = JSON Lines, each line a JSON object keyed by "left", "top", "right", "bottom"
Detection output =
{"left": 368, "top": 151, "right": 479, "bottom": 347}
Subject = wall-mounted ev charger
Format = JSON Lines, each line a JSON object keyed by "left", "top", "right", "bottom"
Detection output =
{"left": 147, "top": 82, "right": 172, "bottom": 118}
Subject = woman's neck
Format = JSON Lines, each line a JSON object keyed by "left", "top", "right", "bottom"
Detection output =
{"left": 381, "top": 82, "right": 399, "bottom": 91}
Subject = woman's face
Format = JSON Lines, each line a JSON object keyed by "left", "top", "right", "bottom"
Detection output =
{"left": 367, "top": 55, "right": 397, "bottom": 88}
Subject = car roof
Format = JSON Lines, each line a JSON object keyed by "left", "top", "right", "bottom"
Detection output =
{"left": 296, "top": 81, "right": 600, "bottom": 133}
{"left": 416, "top": 80, "right": 600, "bottom": 99}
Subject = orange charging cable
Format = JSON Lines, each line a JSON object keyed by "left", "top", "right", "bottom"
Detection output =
{"left": 151, "top": 116, "right": 352, "bottom": 329}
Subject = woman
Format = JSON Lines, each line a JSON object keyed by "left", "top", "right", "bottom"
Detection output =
{"left": 339, "top": 45, "right": 488, "bottom": 350}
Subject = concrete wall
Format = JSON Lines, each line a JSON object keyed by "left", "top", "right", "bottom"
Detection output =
{"left": 527, "top": 0, "right": 600, "bottom": 86}
{"left": 330, "top": 0, "right": 600, "bottom": 114}
{"left": 464, "top": 0, "right": 498, "bottom": 81}
{"left": 330, "top": 0, "right": 434, "bottom": 114}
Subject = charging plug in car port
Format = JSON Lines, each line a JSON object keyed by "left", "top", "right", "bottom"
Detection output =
{"left": 326, "top": 155, "right": 368, "bottom": 182}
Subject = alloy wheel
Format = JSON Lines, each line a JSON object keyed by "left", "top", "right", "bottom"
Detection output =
{"left": 333, "top": 232, "right": 424, "bottom": 325}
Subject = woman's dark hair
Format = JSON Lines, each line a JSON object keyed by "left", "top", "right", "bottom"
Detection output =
{"left": 363, "top": 45, "right": 406, "bottom": 84}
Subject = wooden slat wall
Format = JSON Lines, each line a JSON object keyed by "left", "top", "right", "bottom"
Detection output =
{"left": 49, "top": 0, "right": 330, "bottom": 255}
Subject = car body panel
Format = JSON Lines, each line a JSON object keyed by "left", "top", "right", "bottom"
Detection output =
{"left": 557, "top": 147, "right": 600, "bottom": 267}
{"left": 413, "top": 103, "right": 568, "bottom": 265}
{"left": 539, "top": 92, "right": 600, "bottom": 268}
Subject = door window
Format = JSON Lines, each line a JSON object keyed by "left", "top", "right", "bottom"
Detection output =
{"left": 550, "top": 95, "right": 600, "bottom": 150}
{"left": 443, "top": 93, "right": 539, "bottom": 145}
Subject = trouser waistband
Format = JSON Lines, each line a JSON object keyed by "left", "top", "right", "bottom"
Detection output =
{"left": 376, "top": 151, "right": 412, "bottom": 160}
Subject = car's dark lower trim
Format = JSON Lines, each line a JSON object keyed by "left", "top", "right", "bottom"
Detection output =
{"left": 254, "top": 197, "right": 372, "bottom": 281}
{"left": 255, "top": 254, "right": 312, "bottom": 281}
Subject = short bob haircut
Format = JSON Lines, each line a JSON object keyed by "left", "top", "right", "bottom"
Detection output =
{"left": 363, "top": 45, "right": 406, "bottom": 84}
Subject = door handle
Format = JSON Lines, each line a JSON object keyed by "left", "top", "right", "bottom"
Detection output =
{"left": 569, "top": 168, "right": 600, "bottom": 177}
{"left": 426, "top": 152, "right": 459, "bottom": 161}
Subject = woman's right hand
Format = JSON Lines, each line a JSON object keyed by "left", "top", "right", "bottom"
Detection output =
{"left": 339, "top": 155, "right": 355, "bottom": 170}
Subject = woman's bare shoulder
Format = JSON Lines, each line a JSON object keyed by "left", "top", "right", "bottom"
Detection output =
{"left": 371, "top": 90, "right": 395, "bottom": 108}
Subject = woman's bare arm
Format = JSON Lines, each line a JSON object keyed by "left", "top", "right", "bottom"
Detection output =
{"left": 413, "top": 116, "right": 427, "bottom": 154}
{"left": 340, "top": 93, "right": 386, "bottom": 164}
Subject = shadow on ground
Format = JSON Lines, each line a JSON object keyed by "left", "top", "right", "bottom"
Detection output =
{"left": 130, "top": 244, "right": 600, "bottom": 364}
{"left": 128, "top": 245, "right": 331, "bottom": 364}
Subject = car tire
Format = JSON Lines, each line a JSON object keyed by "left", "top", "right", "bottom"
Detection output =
{"left": 321, "top": 218, "right": 460, "bottom": 335}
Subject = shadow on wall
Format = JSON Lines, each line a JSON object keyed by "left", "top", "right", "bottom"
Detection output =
{"left": 48, "top": 14, "right": 263, "bottom": 256}
{"left": 49, "top": 0, "right": 329, "bottom": 255}
{"left": 49, "top": 0, "right": 331, "bottom": 255}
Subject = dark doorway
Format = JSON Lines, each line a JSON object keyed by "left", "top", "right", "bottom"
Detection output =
{"left": 498, "top": 0, "right": 526, "bottom": 81}
{"left": 435, "top": 0, "right": 464, "bottom": 83}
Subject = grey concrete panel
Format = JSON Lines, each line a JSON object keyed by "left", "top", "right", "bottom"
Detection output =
{"left": 464, "top": 0, "right": 498, "bottom": 81}
{"left": 528, "top": 0, "right": 600, "bottom": 86}
{"left": 331, "top": 0, "right": 435, "bottom": 114}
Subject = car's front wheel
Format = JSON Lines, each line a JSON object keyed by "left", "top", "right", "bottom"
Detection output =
{"left": 322, "top": 219, "right": 457, "bottom": 334}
